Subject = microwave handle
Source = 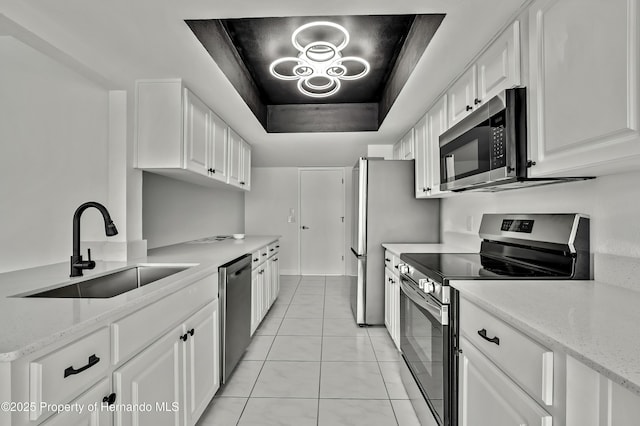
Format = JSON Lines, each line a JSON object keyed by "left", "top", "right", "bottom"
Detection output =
{"left": 444, "top": 154, "right": 455, "bottom": 182}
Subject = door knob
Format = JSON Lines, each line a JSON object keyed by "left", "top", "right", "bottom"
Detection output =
{"left": 301, "top": 226, "right": 309, "bottom": 230}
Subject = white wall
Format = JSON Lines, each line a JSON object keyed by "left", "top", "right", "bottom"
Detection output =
{"left": 441, "top": 170, "right": 640, "bottom": 289}
{"left": 142, "top": 173, "right": 245, "bottom": 249}
{"left": 0, "top": 36, "right": 111, "bottom": 273}
{"left": 245, "top": 167, "right": 354, "bottom": 276}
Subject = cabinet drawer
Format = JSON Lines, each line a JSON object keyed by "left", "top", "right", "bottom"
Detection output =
{"left": 384, "top": 251, "right": 394, "bottom": 271}
{"left": 40, "top": 377, "right": 112, "bottom": 426}
{"left": 459, "top": 297, "right": 553, "bottom": 406}
{"left": 251, "top": 249, "right": 262, "bottom": 268}
{"left": 29, "top": 327, "right": 110, "bottom": 421}
{"left": 267, "top": 241, "right": 279, "bottom": 257}
{"left": 111, "top": 274, "right": 217, "bottom": 365}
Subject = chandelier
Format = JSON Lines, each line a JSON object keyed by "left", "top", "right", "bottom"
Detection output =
{"left": 269, "top": 21, "right": 370, "bottom": 98}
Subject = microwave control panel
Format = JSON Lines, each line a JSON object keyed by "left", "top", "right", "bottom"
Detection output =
{"left": 491, "top": 113, "right": 507, "bottom": 169}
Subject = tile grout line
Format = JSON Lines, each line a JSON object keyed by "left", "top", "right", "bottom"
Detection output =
{"left": 368, "top": 325, "right": 402, "bottom": 426}
{"left": 316, "top": 275, "right": 326, "bottom": 426}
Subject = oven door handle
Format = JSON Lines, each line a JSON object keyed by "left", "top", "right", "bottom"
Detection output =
{"left": 399, "top": 277, "right": 448, "bottom": 326}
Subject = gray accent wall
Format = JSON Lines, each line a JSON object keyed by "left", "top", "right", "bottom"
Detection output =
{"left": 142, "top": 173, "right": 245, "bottom": 249}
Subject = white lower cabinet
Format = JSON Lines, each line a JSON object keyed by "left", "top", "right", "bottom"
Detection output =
{"left": 383, "top": 252, "right": 400, "bottom": 350}
{"left": 458, "top": 336, "right": 552, "bottom": 426}
{"left": 114, "top": 300, "right": 219, "bottom": 426}
{"left": 565, "top": 355, "right": 640, "bottom": 426}
{"left": 250, "top": 240, "right": 281, "bottom": 335}
{"left": 40, "top": 378, "right": 113, "bottom": 426}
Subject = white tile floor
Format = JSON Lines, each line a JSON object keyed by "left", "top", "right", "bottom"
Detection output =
{"left": 196, "top": 275, "right": 422, "bottom": 426}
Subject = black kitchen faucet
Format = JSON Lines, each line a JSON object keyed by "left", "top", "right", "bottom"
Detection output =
{"left": 70, "top": 201, "right": 118, "bottom": 277}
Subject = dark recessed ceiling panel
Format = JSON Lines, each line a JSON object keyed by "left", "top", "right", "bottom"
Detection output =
{"left": 186, "top": 14, "right": 444, "bottom": 133}
{"left": 221, "top": 16, "right": 415, "bottom": 105}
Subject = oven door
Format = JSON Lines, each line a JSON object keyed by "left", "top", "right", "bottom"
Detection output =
{"left": 399, "top": 275, "right": 451, "bottom": 426}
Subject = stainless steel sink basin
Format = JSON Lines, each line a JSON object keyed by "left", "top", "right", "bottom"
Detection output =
{"left": 24, "top": 264, "right": 192, "bottom": 298}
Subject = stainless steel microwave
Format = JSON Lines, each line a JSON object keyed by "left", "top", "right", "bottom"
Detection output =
{"left": 438, "top": 88, "right": 590, "bottom": 192}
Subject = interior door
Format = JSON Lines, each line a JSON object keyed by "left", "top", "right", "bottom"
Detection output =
{"left": 300, "top": 169, "right": 345, "bottom": 275}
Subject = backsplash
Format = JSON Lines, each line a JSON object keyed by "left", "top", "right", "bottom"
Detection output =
{"left": 441, "top": 169, "right": 640, "bottom": 290}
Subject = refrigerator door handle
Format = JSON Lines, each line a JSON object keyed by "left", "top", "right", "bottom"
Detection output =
{"left": 351, "top": 247, "right": 366, "bottom": 259}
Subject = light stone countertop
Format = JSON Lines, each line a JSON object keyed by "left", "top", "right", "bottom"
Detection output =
{"left": 451, "top": 279, "right": 640, "bottom": 396}
{"left": 0, "top": 235, "right": 278, "bottom": 361}
{"left": 382, "top": 243, "right": 477, "bottom": 257}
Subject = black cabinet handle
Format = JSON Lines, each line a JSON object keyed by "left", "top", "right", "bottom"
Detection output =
{"left": 262, "top": 253, "right": 267, "bottom": 256}
{"left": 188, "top": 328, "right": 195, "bottom": 336}
{"left": 385, "top": 258, "right": 391, "bottom": 262}
{"left": 253, "top": 258, "right": 259, "bottom": 261}
{"left": 180, "top": 333, "right": 188, "bottom": 342}
{"left": 270, "top": 248, "right": 274, "bottom": 252}
{"left": 273, "top": 258, "right": 278, "bottom": 261}
{"left": 276, "top": 245, "right": 280, "bottom": 248}
{"left": 477, "top": 328, "right": 500, "bottom": 345}
{"left": 394, "top": 265, "right": 399, "bottom": 269}
{"left": 466, "top": 105, "right": 473, "bottom": 111}
{"left": 102, "top": 393, "right": 116, "bottom": 406}
{"left": 211, "top": 169, "right": 216, "bottom": 174}
{"left": 64, "top": 354, "right": 100, "bottom": 378}
{"left": 240, "top": 181, "right": 246, "bottom": 185}
{"left": 474, "top": 98, "right": 481, "bottom": 105}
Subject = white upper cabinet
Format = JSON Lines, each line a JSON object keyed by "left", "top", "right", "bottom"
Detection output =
{"left": 227, "top": 129, "right": 251, "bottom": 190}
{"left": 427, "top": 95, "right": 449, "bottom": 196}
{"left": 414, "top": 115, "right": 429, "bottom": 197}
{"left": 393, "top": 129, "right": 415, "bottom": 160}
{"left": 527, "top": 0, "right": 640, "bottom": 176}
{"left": 184, "top": 89, "right": 210, "bottom": 177}
{"left": 477, "top": 21, "right": 521, "bottom": 104}
{"left": 448, "top": 21, "right": 521, "bottom": 127}
{"left": 448, "top": 66, "right": 478, "bottom": 127}
{"left": 135, "top": 79, "right": 250, "bottom": 190}
{"left": 207, "top": 111, "right": 228, "bottom": 183}
{"left": 415, "top": 95, "right": 449, "bottom": 198}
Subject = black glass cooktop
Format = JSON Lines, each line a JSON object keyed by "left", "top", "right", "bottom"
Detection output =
{"left": 400, "top": 252, "right": 567, "bottom": 282}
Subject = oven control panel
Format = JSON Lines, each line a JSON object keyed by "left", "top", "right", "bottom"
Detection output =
{"left": 501, "top": 219, "right": 534, "bottom": 233}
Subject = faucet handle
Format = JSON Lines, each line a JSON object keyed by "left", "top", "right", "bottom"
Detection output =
{"left": 86, "top": 249, "right": 95, "bottom": 269}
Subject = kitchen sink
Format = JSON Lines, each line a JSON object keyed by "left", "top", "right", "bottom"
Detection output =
{"left": 23, "top": 264, "right": 193, "bottom": 298}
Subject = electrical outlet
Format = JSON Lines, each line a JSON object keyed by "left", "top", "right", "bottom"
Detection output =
{"left": 466, "top": 216, "right": 474, "bottom": 231}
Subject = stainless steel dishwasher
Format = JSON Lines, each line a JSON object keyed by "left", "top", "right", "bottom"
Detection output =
{"left": 218, "top": 253, "right": 252, "bottom": 383}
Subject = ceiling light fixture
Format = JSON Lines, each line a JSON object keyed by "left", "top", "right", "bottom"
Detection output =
{"left": 269, "top": 21, "right": 370, "bottom": 98}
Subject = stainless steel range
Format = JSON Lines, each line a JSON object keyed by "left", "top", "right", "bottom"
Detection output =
{"left": 397, "top": 213, "right": 590, "bottom": 426}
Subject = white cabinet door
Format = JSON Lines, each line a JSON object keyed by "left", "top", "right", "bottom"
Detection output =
{"left": 183, "top": 89, "right": 209, "bottom": 177}
{"left": 392, "top": 141, "right": 401, "bottom": 160}
{"left": 184, "top": 301, "right": 219, "bottom": 426}
{"left": 426, "top": 95, "right": 448, "bottom": 196}
{"left": 401, "top": 128, "right": 415, "bottom": 160}
{"left": 390, "top": 274, "right": 400, "bottom": 350}
{"left": 114, "top": 324, "right": 184, "bottom": 426}
{"left": 251, "top": 268, "right": 259, "bottom": 335}
{"left": 566, "top": 355, "right": 640, "bottom": 426}
{"left": 458, "top": 337, "right": 552, "bottom": 426}
{"left": 227, "top": 128, "right": 242, "bottom": 186}
{"left": 240, "top": 140, "right": 251, "bottom": 190}
{"left": 263, "top": 260, "right": 272, "bottom": 315}
{"left": 384, "top": 268, "right": 392, "bottom": 332}
{"left": 476, "top": 21, "right": 521, "bottom": 104}
{"left": 41, "top": 378, "right": 112, "bottom": 426}
{"left": 208, "top": 112, "right": 228, "bottom": 183}
{"left": 447, "top": 66, "right": 477, "bottom": 127}
{"left": 414, "top": 115, "right": 429, "bottom": 197}
{"left": 528, "top": 0, "right": 640, "bottom": 176}
{"left": 270, "top": 255, "right": 280, "bottom": 304}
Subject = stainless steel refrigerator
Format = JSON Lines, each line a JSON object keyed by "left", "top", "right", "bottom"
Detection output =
{"left": 350, "top": 158, "right": 440, "bottom": 325}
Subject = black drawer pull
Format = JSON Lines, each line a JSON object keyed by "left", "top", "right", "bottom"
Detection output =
{"left": 276, "top": 245, "right": 280, "bottom": 248}
{"left": 270, "top": 248, "right": 274, "bottom": 252}
{"left": 188, "top": 328, "right": 195, "bottom": 336}
{"left": 253, "top": 258, "right": 259, "bottom": 261}
{"left": 385, "top": 258, "right": 391, "bottom": 262}
{"left": 262, "top": 253, "right": 267, "bottom": 256}
{"left": 64, "top": 354, "right": 100, "bottom": 378}
{"left": 102, "top": 393, "right": 116, "bottom": 406}
{"left": 477, "top": 329, "right": 500, "bottom": 345}
{"left": 180, "top": 333, "right": 188, "bottom": 342}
